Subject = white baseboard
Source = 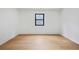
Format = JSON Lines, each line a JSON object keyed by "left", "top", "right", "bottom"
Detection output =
{"left": 62, "top": 34, "right": 79, "bottom": 45}
{"left": 0, "top": 34, "right": 18, "bottom": 45}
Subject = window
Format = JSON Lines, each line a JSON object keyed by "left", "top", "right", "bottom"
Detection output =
{"left": 35, "top": 13, "right": 44, "bottom": 26}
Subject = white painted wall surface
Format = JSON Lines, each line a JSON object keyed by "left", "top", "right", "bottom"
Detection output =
{"left": 61, "top": 8, "right": 79, "bottom": 44}
{"left": 0, "top": 8, "right": 19, "bottom": 45}
{"left": 19, "top": 9, "right": 61, "bottom": 34}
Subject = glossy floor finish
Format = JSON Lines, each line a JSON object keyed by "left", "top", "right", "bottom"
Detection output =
{"left": 0, "top": 35, "right": 79, "bottom": 50}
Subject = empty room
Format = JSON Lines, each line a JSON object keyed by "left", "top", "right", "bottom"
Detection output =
{"left": 0, "top": 8, "right": 79, "bottom": 50}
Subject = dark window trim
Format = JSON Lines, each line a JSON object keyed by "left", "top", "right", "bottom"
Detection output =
{"left": 35, "top": 13, "right": 44, "bottom": 26}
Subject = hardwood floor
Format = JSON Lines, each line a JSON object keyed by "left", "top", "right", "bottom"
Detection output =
{"left": 0, "top": 35, "right": 79, "bottom": 50}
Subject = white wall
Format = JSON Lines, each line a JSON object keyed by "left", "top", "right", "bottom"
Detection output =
{"left": 0, "top": 8, "right": 19, "bottom": 45}
{"left": 19, "top": 9, "right": 61, "bottom": 34}
{"left": 61, "top": 8, "right": 79, "bottom": 44}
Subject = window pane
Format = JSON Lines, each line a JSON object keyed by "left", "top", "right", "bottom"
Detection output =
{"left": 36, "top": 15, "right": 43, "bottom": 19}
{"left": 35, "top": 13, "right": 44, "bottom": 26}
{"left": 36, "top": 20, "right": 43, "bottom": 25}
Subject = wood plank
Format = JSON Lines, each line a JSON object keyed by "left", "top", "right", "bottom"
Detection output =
{"left": 0, "top": 34, "right": 79, "bottom": 50}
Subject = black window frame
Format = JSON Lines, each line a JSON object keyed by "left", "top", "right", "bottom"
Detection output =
{"left": 35, "top": 13, "right": 44, "bottom": 26}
